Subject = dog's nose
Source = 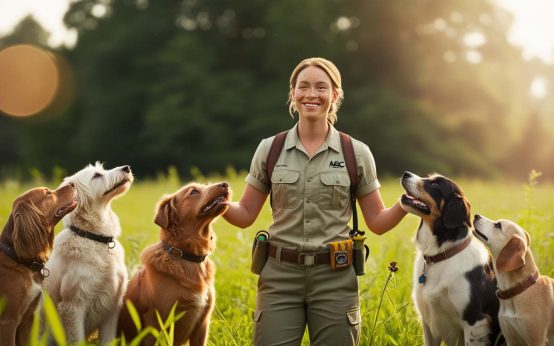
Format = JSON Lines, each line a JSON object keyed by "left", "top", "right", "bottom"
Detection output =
{"left": 219, "top": 182, "right": 228, "bottom": 189}
{"left": 402, "top": 171, "right": 412, "bottom": 179}
{"left": 122, "top": 165, "right": 131, "bottom": 173}
{"left": 474, "top": 214, "right": 481, "bottom": 220}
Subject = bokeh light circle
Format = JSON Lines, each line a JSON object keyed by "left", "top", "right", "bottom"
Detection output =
{"left": 0, "top": 44, "right": 60, "bottom": 117}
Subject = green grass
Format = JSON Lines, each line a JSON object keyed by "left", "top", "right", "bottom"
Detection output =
{"left": 1, "top": 172, "right": 553, "bottom": 345}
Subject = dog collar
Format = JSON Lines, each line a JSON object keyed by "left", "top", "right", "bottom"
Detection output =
{"left": 496, "top": 271, "right": 539, "bottom": 300}
{"left": 419, "top": 237, "right": 472, "bottom": 285}
{"left": 0, "top": 240, "right": 50, "bottom": 277}
{"left": 162, "top": 241, "right": 207, "bottom": 263}
{"left": 70, "top": 225, "right": 116, "bottom": 249}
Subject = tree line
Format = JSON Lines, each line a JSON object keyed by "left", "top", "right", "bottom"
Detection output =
{"left": 1, "top": 0, "right": 553, "bottom": 181}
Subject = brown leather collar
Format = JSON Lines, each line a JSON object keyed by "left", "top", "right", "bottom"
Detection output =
{"left": 423, "top": 237, "right": 472, "bottom": 264}
{"left": 496, "top": 271, "right": 539, "bottom": 300}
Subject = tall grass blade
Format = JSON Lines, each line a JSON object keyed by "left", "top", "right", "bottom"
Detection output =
{"left": 42, "top": 291, "right": 67, "bottom": 346}
{"left": 126, "top": 299, "right": 142, "bottom": 332}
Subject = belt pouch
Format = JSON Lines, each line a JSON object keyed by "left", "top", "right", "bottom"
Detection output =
{"left": 329, "top": 239, "right": 353, "bottom": 271}
{"left": 352, "top": 235, "right": 368, "bottom": 276}
{"left": 251, "top": 231, "right": 269, "bottom": 275}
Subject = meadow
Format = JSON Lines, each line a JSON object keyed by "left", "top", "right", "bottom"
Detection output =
{"left": 1, "top": 169, "right": 553, "bottom": 345}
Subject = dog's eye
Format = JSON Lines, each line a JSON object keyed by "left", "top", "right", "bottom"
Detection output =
{"left": 494, "top": 222, "right": 502, "bottom": 230}
{"left": 92, "top": 172, "right": 103, "bottom": 179}
{"left": 190, "top": 189, "right": 199, "bottom": 196}
{"left": 431, "top": 182, "right": 440, "bottom": 190}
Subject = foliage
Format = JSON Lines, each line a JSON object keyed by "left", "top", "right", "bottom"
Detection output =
{"left": 0, "top": 1, "right": 553, "bottom": 181}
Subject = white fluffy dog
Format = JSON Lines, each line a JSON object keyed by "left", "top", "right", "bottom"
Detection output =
{"left": 44, "top": 162, "right": 133, "bottom": 344}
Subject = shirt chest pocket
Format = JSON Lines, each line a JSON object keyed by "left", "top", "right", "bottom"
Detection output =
{"left": 271, "top": 169, "right": 301, "bottom": 209}
{"left": 318, "top": 172, "right": 350, "bottom": 210}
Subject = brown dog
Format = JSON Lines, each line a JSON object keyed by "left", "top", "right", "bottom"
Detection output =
{"left": 474, "top": 215, "right": 554, "bottom": 345}
{"left": 0, "top": 185, "right": 77, "bottom": 346}
{"left": 118, "top": 182, "right": 230, "bottom": 345}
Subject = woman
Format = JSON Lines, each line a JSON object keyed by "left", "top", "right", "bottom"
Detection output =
{"left": 223, "top": 57, "right": 406, "bottom": 345}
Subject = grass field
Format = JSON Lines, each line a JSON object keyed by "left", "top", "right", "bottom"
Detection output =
{"left": 1, "top": 170, "right": 553, "bottom": 345}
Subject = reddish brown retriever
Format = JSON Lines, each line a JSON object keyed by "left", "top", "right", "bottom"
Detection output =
{"left": 118, "top": 182, "right": 229, "bottom": 346}
{"left": 0, "top": 184, "right": 77, "bottom": 346}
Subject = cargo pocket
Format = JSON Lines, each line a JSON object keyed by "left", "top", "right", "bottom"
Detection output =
{"left": 271, "top": 169, "right": 301, "bottom": 209}
{"left": 319, "top": 172, "right": 350, "bottom": 210}
{"left": 345, "top": 307, "right": 361, "bottom": 345}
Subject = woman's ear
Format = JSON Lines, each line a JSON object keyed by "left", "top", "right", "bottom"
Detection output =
{"left": 496, "top": 236, "right": 527, "bottom": 272}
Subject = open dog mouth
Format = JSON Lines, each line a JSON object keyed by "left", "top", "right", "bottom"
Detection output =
{"left": 103, "top": 178, "right": 130, "bottom": 196}
{"left": 200, "top": 195, "right": 228, "bottom": 216}
{"left": 55, "top": 200, "right": 78, "bottom": 218}
{"left": 401, "top": 193, "right": 431, "bottom": 215}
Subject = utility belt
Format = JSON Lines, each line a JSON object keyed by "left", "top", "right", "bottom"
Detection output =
{"left": 251, "top": 231, "right": 369, "bottom": 275}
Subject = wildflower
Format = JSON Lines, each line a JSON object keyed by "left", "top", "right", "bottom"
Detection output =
{"left": 388, "top": 261, "right": 399, "bottom": 273}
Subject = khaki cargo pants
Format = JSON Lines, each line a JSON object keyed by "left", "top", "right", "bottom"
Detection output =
{"left": 253, "top": 256, "right": 361, "bottom": 346}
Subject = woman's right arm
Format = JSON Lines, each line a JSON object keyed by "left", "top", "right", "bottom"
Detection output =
{"left": 223, "top": 184, "right": 268, "bottom": 228}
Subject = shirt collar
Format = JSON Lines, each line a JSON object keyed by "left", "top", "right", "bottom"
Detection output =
{"left": 284, "top": 122, "right": 341, "bottom": 153}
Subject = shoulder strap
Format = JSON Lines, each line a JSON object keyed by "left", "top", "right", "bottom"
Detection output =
{"left": 266, "top": 131, "right": 288, "bottom": 183}
{"left": 339, "top": 131, "right": 361, "bottom": 234}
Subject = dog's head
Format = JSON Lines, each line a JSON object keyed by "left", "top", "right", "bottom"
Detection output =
{"left": 400, "top": 171, "right": 471, "bottom": 243}
{"left": 5, "top": 184, "right": 77, "bottom": 261}
{"left": 473, "top": 215, "right": 530, "bottom": 272}
{"left": 60, "top": 162, "right": 134, "bottom": 215}
{"left": 154, "top": 182, "right": 230, "bottom": 239}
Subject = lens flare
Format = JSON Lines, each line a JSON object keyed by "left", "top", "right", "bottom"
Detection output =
{"left": 0, "top": 44, "right": 60, "bottom": 117}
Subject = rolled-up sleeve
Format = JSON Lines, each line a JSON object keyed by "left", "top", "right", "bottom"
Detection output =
{"left": 245, "top": 138, "right": 272, "bottom": 194}
{"left": 354, "top": 142, "right": 381, "bottom": 197}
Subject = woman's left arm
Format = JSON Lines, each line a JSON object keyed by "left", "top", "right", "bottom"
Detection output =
{"left": 357, "top": 189, "right": 407, "bottom": 235}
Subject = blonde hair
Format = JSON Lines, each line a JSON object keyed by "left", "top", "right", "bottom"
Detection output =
{"left": 287, "top": 57, "right": 344, "bottom": 125}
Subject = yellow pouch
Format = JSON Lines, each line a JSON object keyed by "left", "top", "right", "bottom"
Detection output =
{"left": 329, "top": 239, "right": 353, "bottom": 271}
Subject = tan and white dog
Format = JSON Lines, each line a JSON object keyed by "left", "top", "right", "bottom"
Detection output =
{"left": 44, "top": 162, "right": 133, "bottom": 344}
{"left": 473, "top": 215, "right": 554, "bottom": 346}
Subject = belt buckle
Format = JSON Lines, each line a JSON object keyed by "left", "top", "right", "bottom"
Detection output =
{"left": 298, "top": 253, "right": 315, "bottom": 266}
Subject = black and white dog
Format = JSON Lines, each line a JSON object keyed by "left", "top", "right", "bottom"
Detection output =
{"left": 400, "top": 172, "right": 502, "bottom": 345}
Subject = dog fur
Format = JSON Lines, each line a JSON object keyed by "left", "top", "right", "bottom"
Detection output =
{"left": 0, "top": 185, "right": 76, "bottom": 346}
{"left": 400, "top": 171, "right": 502, "bottom": 345}
{"left": 44, "top": 162, "right": 133, "bottom": 344}
{"left": 474, "top": 215, "right": 554, "bottom": 345}
{"left": 117, "top": 182, "right": 230, "bottom": 346}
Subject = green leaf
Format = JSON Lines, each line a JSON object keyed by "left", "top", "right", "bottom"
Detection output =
{"left": 126, "top": 299, "right": 142, "bottom": 332}
{"left": 42, "top": 291, "right": 67, "bottom": 346}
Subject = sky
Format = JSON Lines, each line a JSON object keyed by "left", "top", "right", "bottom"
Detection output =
{"left": 0, "top": 0, "right": 553, "bottom": 63}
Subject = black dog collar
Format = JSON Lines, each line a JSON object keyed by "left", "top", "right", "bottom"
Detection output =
{"left": 0, "top": 240, "right": 49, "bottom": 277}
{"left": 162, "top": 241, "right": 207, "bottom": 263}
{"left": 70, "top": 225, "right": 116, "bottom": 249}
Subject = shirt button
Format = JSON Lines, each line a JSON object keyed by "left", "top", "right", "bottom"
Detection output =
{"left": 306, "top": 199, "right": 310, "bottom": 204}
{"left": 305, "top": 238, "right": 310, "bottom": 242}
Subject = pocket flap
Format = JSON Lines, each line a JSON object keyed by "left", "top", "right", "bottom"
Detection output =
{"left": 253, "top": 309, "right": 262, "bottom": 322}
{"left": 271, "top": 170, "right": 300, "bottom": 184}
{"left": 320, "top": 172, "right": 350, "bottom": 187}
{"left": 346, "top": 308, "right": 361, "bottom": 325}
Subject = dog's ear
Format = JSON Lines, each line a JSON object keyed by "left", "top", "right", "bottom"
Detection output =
{"left": 12, "top": 201, "right": 50, "bottom": 261}
{"left": 154, "top": 196, "right": 173, "bottom": 229}
{"left": 523, "top": 230, "right": 531, "bottom": 247}
{"left": 496, "top": 236, "right": 527, "bottom": 272}
{"left": 442, "top": 194, "right": 470, "bottom": 229}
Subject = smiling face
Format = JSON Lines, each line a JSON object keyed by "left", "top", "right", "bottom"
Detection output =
{"left": 291, "top": 65, "right": 338, "bottom": 123}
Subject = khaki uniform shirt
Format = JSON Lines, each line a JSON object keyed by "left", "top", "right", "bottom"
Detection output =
{"left": 246, "top": 123, "right": 380, "bottom": 252}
